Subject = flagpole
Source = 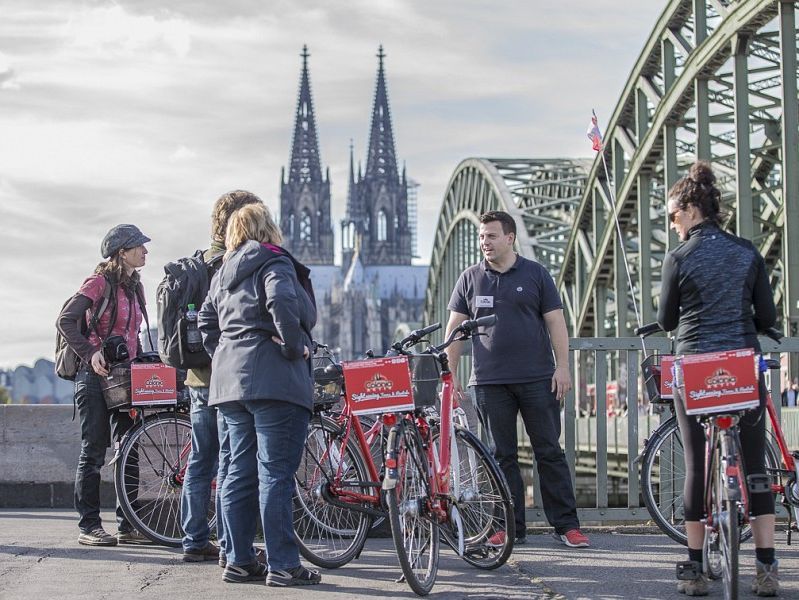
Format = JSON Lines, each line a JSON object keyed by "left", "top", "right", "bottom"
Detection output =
{"left": 591, "top": 109, "right": 645, "bottom": 352}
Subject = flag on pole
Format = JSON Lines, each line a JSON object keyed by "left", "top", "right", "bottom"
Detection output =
{"left": 587, "top": 112, "right": 603, "bottom": 152}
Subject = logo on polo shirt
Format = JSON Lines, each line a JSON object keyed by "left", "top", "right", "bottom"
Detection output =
{"left": 516, "top": 287, "right": 523, "bottom": 292}
{"left": 476, "top": 296, "right": 494, "bottom": 308}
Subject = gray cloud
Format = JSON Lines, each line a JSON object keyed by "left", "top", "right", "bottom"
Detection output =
{"left": 0, "top": 0, "right": 663, "bottom": 366}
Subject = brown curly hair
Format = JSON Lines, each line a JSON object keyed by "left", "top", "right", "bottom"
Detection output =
{"left": 210, "top": 190, "right": 264, "bottom": 245}
{"left": 668, "top": 161, "right": 724, "bottom": 226}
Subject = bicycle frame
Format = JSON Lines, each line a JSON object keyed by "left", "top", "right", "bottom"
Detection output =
{"left": 702, "top": 414, "right": 748, "bottom": 529}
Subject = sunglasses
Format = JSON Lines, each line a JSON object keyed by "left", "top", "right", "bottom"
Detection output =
{"left": 668, "top": 209, "right": 680, "bottom": 223}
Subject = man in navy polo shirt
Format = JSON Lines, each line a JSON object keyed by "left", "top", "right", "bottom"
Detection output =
{"left": 445, "top": 210, "right": 589, "bottom": 549}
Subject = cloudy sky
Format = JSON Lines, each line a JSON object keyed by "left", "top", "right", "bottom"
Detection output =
{"left": 0, "top": 0, "right": 663, "bottom": 368}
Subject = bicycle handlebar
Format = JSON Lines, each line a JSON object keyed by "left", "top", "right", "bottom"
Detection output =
{"left": 389, "top": 322, "right": 443, "bottom": 354}
{"left": 461, "top": 314, "right": 497, "bottom": 332}
{"left": 633, "top": 323, "right": 783, "bottom": 344}
{"left": 634, "top": 322, "right": 663, "bottom": 338}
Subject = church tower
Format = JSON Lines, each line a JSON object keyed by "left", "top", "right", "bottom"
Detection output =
{"left": 280, "top": 45, "right": 334, "bottom": 265}
{"left": 342, "top": 46, "right": 412, "bottom": 267}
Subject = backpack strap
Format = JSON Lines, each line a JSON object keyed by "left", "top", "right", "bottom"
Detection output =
{"left": 135, "top": 282, "right": 154, "bottom": 351}
{"left": 87, "top": 275, "right": 115, "bottom": 343}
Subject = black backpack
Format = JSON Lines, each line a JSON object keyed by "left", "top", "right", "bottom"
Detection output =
{"left": 156, "top": 250, "right": 222, "bottom": 369}
{"left": 55, "top": 276, "right": 116, "bottom": 380}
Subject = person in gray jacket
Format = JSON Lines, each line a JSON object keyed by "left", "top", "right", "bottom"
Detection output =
{"left": 198, "top": 201, "right": 320, "bottom": 587}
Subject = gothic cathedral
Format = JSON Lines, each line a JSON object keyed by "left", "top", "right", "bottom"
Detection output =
{"left": 279, "top": 46, "right": 428, "bottom": 359}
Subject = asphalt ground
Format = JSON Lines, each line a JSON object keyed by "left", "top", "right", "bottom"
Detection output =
{"left": 1, "top": 510, "right": 798, "bottom": 599}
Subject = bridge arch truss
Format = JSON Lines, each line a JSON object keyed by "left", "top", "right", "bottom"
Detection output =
{"left": 425, "top": 158, "right": 590, "bottom": 328}
{"left": 558, "top": 0, "right": 799, "bottom": 339}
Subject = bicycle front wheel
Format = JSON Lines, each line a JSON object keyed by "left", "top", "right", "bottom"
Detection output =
{"left": 386, "top": 419, "right": 439, "bottom": 596}
{"left": 114, "top": 412, "right": 196, "bottom": 547}
{"left": 293, "top": 414, "right": 373, "bottom": 569}
{"left": 449, "top": 426, "right": 514, "bottom": 569}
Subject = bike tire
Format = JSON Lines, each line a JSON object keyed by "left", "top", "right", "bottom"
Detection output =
{"left": 446, "top": 426, "right": 514, "bottom": 570}
{"left": 386, "top": 419, "right": 439, "bottom": 596}
{"left": 293, "top": 414, "right": 373, "bottom": 569}
{"left": 114, "top": 411, "right": 201, "bottom": 547}
{"left": 715, "top": 439, "right": 739, "bottom": 600}
{"left": 640, "top": 416, "right": 689, "bottom": 545}
{"left": 640, "top": 416, "right": 777, "bottom": 546}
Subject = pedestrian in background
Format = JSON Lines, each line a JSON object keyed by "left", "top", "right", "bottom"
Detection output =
{"left": 199, "top": 201, "right": 320, "bottom": 586}
{"left": 56, "top": 224, "right": 152, "bottom": 546}
{"left": 444, "top": 210, "right": 589, "bottom": 550}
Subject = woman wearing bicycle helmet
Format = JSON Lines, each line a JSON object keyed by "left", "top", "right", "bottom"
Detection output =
{"left": 56, "top": 224, "right": 152, "bottom": 547}
{"left": 198, "top": 201, "right": 320, "bottom": 587}
{"left": 657, "top": 161, "right": 778, "bottom": 596}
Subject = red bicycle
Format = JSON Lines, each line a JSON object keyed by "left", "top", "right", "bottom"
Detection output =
{"left": 637, "top": 324, "right": 799, "bottom": 549}
{"left": 292, "top": 317, "right": 514, "bottom": 595}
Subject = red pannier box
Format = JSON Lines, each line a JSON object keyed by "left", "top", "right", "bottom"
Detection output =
{"left": 677, "top": 348, "right": 760, "bottom": 415}
{"left": 131, "top": 363, "right": 178, "bottom": 406}
{"left": 660, "top": 355, "right": 675, "bottom": 400}
{"left": 342, "top": 356, "right": 414, "bottom": 416}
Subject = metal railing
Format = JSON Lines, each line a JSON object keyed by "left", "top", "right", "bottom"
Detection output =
{"left": 517, "top": 336, "right": 799, "bottom": 524}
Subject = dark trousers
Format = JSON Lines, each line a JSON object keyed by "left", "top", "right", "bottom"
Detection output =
{"left": 674, "top": 376, "right": 774, "bottom": 521}
{"left": 74, "top": 369, "right": 134, "bottom": 533}
{"left": 475, "top": 381, "right": 579, "bottom": 535}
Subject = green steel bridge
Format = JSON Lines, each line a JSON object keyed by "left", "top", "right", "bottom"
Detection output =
{"left": 422, "top": 0, "right": 799, "bottom": 523}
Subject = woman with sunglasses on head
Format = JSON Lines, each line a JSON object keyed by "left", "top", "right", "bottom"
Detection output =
{"left": 657, "top": 161, "right": 779, "bottom": 596}
{"left": 56, "top": 224, "right": 153, "bottom": 547}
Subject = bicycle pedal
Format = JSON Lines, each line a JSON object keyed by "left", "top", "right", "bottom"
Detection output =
{"left": 747, "top": 473, "right": 771, "bottom": 494}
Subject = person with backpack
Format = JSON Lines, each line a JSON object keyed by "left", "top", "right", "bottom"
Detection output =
{"left": 199, "top": 202, "right": 320, "bottom": 586}
{"left": 55, "top": 224, "right": 152, "bottom": 546}
{"left": 171, "top": 190, "right": 264, "bottom": 565}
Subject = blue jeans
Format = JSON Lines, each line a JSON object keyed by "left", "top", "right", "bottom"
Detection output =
{"left": 180, "top": 387, "right": 222, "bottom": 551}
{"left": 216, "top": 408, "right": 230, "bottom": 557}
{"left": 475, "top": 381, "right": 579, "bottom": 535}
{"left": 217, "top": 400, "right": 310, "bottom": 570}
{"left": 74, "top": 369, "right": 134, "bottom": 533}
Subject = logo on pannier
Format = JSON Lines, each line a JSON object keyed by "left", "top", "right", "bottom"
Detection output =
{"left": 705, "top": 368, "right": 736, "bottom": 388}
{"left": 365, "top": 374, "right": 393, "bottom": 392}
{"left": 145, "top": 374, "right": 164, "bottom": 387}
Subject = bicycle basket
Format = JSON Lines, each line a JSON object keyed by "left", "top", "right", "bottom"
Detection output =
{"left": 313, "top": 355, "right": 343, "bottom": 410}
{"left": 641, "top": 354, "right": 674, "bottom": 404}
{"left": 409, "top": 354, "right": 440, "bottom": 408}
{"left": 99, "top": 362, "right": 132, "bottom": 410}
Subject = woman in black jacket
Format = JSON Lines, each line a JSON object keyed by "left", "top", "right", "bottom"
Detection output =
{"left": 657, "top": 161, "right": 778, "bottom": 596}
{"left": 199, "top": 201, "right": 320, "bottom": 587}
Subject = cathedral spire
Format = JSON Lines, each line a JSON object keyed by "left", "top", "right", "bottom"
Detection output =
{"left": 280, "top": 44, "right": 334, "bottom": 265}
{"left": 287, "top": 44, "right": 323, "bottom": 184}
{"left": 364, "top": 45, "right": 399, "bottom": 182}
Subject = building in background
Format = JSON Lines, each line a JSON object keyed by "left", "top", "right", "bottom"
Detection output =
{"left": 281, "top": 45, "right": 427, "bottom": 359}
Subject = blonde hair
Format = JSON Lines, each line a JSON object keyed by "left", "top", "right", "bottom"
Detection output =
{"left": 225, "top": 202, "right": 283, "bottom": 251}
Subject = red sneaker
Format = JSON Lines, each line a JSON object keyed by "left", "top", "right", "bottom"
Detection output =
{"left": 485, "top": 531, "right": 506, "bottom": 548}
{"left": 555, "top": 529, "right": 590, "bottom": 548}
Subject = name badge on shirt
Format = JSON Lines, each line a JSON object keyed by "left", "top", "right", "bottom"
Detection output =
{"left": 475, "top": 295, "right": 494, "bottom": 308}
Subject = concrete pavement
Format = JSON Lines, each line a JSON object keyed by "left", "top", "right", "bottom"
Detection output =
{"left": 1, "top": 510, "right": 798, "bottom": 599}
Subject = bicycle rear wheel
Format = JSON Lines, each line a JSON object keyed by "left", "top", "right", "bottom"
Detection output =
{"left": 386, "top": 419, "right": 439, "bottom": 596}
{"left": 713, "top": 436, "right": 739, "bottom": 600}
{"left": 446, "top": 426, "right": 514, "bottom": 569}
{"left": 640, "top": 416, "right": 775, "bottom": 546}
{"left": 114, "top": 412, "right": 203, "bottom": 547}
{"left": 293, "top": 414, "right": 373, "bottom": 569}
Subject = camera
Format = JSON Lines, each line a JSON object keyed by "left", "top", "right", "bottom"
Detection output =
{"left": 103, "top": 335, "right": 130, "bottom": 364}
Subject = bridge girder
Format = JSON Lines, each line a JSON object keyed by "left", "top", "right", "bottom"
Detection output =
{"left": 555, "top": 0, "right": 799, "bottom": 339}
